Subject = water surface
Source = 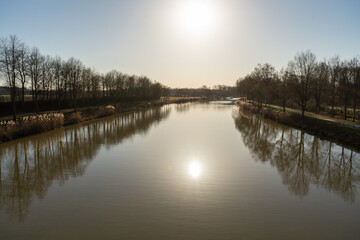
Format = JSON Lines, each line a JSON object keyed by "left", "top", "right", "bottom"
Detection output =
{"left": 0, "top": 102, "right": 359, "bottom": 239}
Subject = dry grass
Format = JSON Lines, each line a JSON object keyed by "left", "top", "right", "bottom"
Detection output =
{"left": 261, "top": 107, "right": 292, "bottom": 124}
{"left": 97, "top": 105, "right": 115, "bottom": 117}
{"left": 66, "top": 112, "right": 82, "bottom": 124}
{"left": 238, "top": 101, "right": 293, "bottom": 125}
{"left": 237, "top": 101, "right": 261, "bottom": 114}
{"left": 0, "top": 113, "right": 64, "bottom": 141}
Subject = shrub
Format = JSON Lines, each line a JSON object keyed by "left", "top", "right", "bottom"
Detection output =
{"left": 67, "top": 112, "right": 82, "bottom": 124}
{"left": 97, "top": 105, "right": 115, "bottom": 117}
{"left": 261, "top": 107, "right": 276, "bottom": 120}
{"left": 277, "top": 111, "right": 292, "bottom": 124}
{"left": 105, "top": 105, "right": 115, "bottom": 114}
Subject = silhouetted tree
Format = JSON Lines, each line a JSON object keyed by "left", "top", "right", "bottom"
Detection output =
{"left": 312, "top": 61, "right": 329, "bottom": 113}
{"left": 17, "top": 43, "right": 29, "bottom": 104}
{"left": 0, "top": 35, "right": 23, "bottom": 120}
{"left": 287, "top": 50, "right": 317, "bottom": 118}
{"left": 328, "top": 56, "right": 341, "bottom": 117}
{"left": 28, "top": 47, "right": 43, "bottom": 113}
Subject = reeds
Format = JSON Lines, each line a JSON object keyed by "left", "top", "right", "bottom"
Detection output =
{"left": 237, "top": 101, "right": 293, "bottom": 125}
{"left": 260, "top": 107, "right": 292, "bottom": 124}
{"left": 237, "top": 101, "right": 261, "bottom": 114}
{"left": 0, "top": 113, "right": 64, "bottom": 141}
{"left": 67, "top": 112, "right": 82, "bottom": 124}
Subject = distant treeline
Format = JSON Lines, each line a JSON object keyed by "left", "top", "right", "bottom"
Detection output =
{"left": 236, "top": 50, "right": 360, "bottom": 120}
{"left": 0, "top": 35, "right": 165, "bottom": 120}
{"left": 0, "top": 35, "right": 237, "bottom": 119}
{"left": 167, "top": 85, "right": 238, "bottom": 98}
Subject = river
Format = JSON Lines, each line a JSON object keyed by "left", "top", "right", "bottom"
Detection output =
{"left": 0, "top": 102, "right": 359, "bottom": 239}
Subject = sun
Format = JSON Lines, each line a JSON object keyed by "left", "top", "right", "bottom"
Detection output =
{"left": 175, "top": 0, "right": 218, "bottom": 39}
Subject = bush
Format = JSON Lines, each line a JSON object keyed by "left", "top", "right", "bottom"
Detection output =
{"left": 261, "top": 107, "right": 276, "bottom": 120}
{"left": 97, "top": 105, "right": 115, "bottom": 117}
{"left": 277, "top": 111, "right": 293, "bottom": 124}
{"left": 67, "top": 112, "right": 82, "bottom": 124}
{"left": 105, "top": 105, "right": 115, "bottom": 114}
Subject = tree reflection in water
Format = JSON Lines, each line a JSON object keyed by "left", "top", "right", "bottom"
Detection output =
{"left": 233, "top": 109, "right": 360, "bottom": 202}
{"left": 0, "top": 106, "right": 171, "bottom": 221}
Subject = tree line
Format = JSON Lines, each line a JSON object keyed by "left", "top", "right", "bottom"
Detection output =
{"left": 0, "top": 35, "right": 165, "bottom": 120}
{"left": 167, "top": 85, "right": 238, "bottom": 98}
{"left": 236, "top": 50, "right": 360, "bottom": 120}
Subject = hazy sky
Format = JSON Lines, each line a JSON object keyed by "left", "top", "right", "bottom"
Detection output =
{"left": 1, "top": 0, "right": 359, "bottom": 88}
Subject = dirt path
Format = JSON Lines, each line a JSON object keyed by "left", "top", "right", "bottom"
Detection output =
{"left": 269, "top": 104, "right": 360, "bottom": 129}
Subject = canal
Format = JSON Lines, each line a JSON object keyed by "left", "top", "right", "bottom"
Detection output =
{"left": 0, "top": 102, "right": 359, "bottom": 239}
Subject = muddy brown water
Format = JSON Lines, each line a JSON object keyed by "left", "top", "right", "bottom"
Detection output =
{"left": 0, "top": 102, "right": 359, "bottom": 239}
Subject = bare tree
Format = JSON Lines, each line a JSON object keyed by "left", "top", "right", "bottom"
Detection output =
{"left": 67, "top": 57, "right": 83, "bottom": 111}
{"left": 252, "top": 63, "right": 277, "bottom": 106}
{"left": 1, "top": 35, "right": 167, "bottom": 117}
{"left": 312, "top": 61, "right": 329, "bottom": 113}
{"left": 90, "top": 71, "right": 101, "bottom": 99}
{"left": 40, "top": 55, "right": 54, "bottom": 101}
{"left": 52, "top": 56, "right": 62, "bottom": 111}
{"left": 278, "top": 70, "right": 293, "bottom": 112}
{"left": 28, "top": 47, "right": 43, "bottom": 113}
{"left": 0, "top": 35, "right": 23, "bottom": 121}
{"left": 17, "top": 43, "right": 29, "bottom": 105}
{"left": 348, "top": 57, "right": 360, "bottom": 121}
{"left": 338, "top": 61, "right": 351, "bottom": 119}
{"left": 288, "top": 50, "right": 317, "bottom": 118}
{"left": 328, "top": 56, "right": 341, "bottom": 117}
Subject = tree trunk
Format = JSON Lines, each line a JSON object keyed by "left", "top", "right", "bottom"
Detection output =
{"left": 35, "top": 91, "right": 39, "bottom": 114}
{"left": 315, "top": 94, "right": 320, "bottom": 114}
{"left": 353, "top": 106, "right": 356, "bottom": 122}
{"left": 331, "top": 83, "right": 335, "bottom": 117}
{"left": 31, "top": 80, "right": 35, "bottom": 102}
{"left": 21, "top": 82, "right": 25, "bottom": 103}
{"left": 282, "top": 99, "right": 286, "bottom": 112}
{"left": 344, "top": 106, "right": 347, "bottom": 120}
{"left": 302, "top": 106, "right": 305, "bottom": 118}
{"left": 12, "top": 84, "right": 17, "bottom": 121}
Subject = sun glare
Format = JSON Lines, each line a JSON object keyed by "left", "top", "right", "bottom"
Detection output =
{"left": 176, "top": 0, "right": 218, "bottom": 39}
{"left": 188, "top": 161, "right": 202, "bottom": 178}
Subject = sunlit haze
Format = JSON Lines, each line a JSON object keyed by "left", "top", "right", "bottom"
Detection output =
{"left": 188, "top": 160, "right": 202, "bottom": 178}
{"left": 1, "top": 0, "right": 359, "bottom": 87}
{"left": 175, "top": 0, "right": 219, "bottom": 40}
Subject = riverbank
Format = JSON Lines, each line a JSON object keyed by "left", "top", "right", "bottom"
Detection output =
{"left": 237, "top": 100, "right": 360, "bottom": 150}
{"left": 0, "top": 97, "right": 204, "bottom": 143}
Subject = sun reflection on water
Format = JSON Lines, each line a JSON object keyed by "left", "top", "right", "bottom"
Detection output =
{"left": 188, "top": 161, "right": 202, "bottom": 178}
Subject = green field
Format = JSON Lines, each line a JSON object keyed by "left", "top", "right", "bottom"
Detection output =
{"left": 0, "top": 95, "right": 33, "bottom": 102}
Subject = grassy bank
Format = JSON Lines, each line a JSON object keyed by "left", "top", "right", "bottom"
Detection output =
{"left": 0, "top": 97, "right": 202, "bottom": 143}
{"left": 237, "top": 101, "right": 360, "bottom": 150}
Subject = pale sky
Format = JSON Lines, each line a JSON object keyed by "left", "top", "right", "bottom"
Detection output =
{"left": 1, "top": 0, "right": 359, "bottom": 88}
